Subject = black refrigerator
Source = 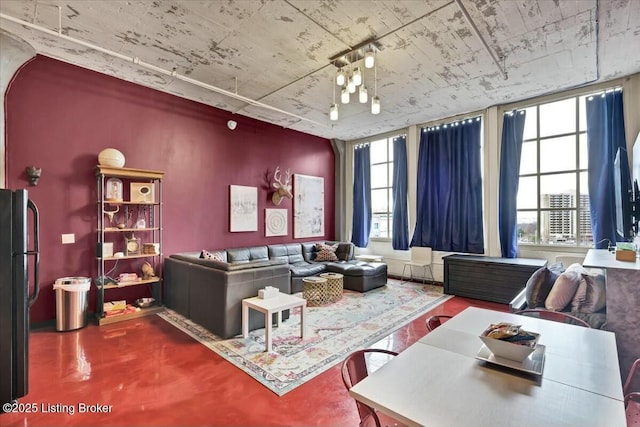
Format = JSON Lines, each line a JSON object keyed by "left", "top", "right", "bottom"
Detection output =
{"left": 0, "top": 189, "right": 40, "bottom": 408}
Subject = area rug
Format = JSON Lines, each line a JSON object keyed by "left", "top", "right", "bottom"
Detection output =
{"left": 158, "top": 279, "right": 451, "bottom": 395}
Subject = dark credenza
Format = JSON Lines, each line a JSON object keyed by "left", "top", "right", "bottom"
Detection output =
{"left": 444, "top": 255, "right": 547, "bottom": 304}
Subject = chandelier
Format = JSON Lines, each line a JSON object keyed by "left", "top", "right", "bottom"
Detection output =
{"left": 329, "top": 39, "right": 382, "bottom": 121}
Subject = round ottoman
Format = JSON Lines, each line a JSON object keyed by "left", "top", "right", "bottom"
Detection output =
{"left": 302, "top": 276, "right": 329, "bottom": 306}
{"left": 319, "top": 272, "right": 344, "bottom": 303}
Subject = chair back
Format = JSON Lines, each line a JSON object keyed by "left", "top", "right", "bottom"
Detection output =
{"left": 342, "top": 349, "right": 398, "bottom": 427}
{"left": 515, "top": 308, "right": 591, "bottom": 328}
{"left": 411, "top": 246, "right": 432, "bottom": 265}
{"left": 624, "top": 359, "right": 640, "bottom": 396}
{"left": 426, "top": 315, "right": 453, "bottom": 332}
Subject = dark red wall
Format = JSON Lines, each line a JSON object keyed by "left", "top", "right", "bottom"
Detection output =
{"left": 6, "top": 56, "right": 335, "bottom": 323}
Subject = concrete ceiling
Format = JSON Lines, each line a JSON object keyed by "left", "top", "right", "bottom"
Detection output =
{"left": 1, "top": 0, "right": 639, "bottom": 141}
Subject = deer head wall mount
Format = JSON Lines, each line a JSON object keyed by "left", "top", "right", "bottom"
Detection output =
{"left": 271, "top": 166, "right": 292, "bottom": 205}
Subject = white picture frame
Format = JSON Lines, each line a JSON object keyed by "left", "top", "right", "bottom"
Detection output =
{"left": 130, "top": 182, "right": 155, "bottom": 203}
{"left": 230, "top": 185, "right": 258, "bottom": 232}
{"left": 102, "top": 242, "right": 114, "bottom": 258}
{"left": 265, "top": 208, "right": 288, "bottom": 237}
{"left": 293, "top": 174, "right": 324, "bottom": 238}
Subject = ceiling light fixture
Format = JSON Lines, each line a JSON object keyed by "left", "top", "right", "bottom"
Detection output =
{"left": 371, "top": 55, "right": 380, "bottom": 115}
{"left": 328, "top": 38, "right": 382, "bottom": 121}
{"left": 330, "top": 79, "right": 338, "bottom": 121}
{"left": 364, "top": 48, "right": 375, "bottom": 69}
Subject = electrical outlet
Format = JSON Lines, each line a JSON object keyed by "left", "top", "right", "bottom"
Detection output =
{"left": 61, "top": 233, "right": 75, "bottom": 244}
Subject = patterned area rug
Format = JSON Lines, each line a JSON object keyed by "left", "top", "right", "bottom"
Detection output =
{"left": 158, "top": 280, "right": 451, "bottom": 395}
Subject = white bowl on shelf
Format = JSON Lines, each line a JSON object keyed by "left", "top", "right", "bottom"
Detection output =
{"left": 479, "top": 331, "right": 539, "bottom": 362}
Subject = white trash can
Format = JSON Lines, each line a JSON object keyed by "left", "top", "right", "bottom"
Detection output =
{"left": 54, "top": 277, "right": 91, "bottom": 331}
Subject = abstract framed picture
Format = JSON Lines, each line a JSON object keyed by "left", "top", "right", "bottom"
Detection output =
{"left": 293, "top": 174, "right": 324, "bottom": 238}
{"left": 230, "top": 185, "right": 258, "bottom": 232}
{"left": 265, "top": 208, "right": 288, "bottom": 237}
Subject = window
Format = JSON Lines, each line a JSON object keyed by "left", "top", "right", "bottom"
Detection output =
{"left": 369, "top": 136, "right": 395, "bottom": 239}
{"left": 517, "top": 93, "right": 600, "bottom": 247}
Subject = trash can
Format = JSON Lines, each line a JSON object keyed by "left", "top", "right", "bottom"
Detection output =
{"left": 54, "top": 277, "right": 91, "bottom": 331}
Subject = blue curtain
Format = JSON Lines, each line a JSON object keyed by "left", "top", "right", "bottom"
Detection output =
{"left": 586, "top": 90, "right": 630, "bottom": 247}
{"left": 392, "top": 136, "right": 409, "bottom": 250}
{"left": 351, "top": 144, "right": 372, "bottom": 247}
{"left": 411, "top": 119, "right": 484, "bottom": 253}
{"left": 498, "top": 111, "right": 527, "bottom": 257}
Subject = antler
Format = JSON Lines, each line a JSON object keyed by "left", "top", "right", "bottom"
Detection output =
{"left": 273, "top": 166, "right": 282, "bottom": 186}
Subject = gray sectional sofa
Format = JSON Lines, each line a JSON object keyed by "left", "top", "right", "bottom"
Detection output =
{"left": 164, "top": 241, "right": 387, "bottom": 338}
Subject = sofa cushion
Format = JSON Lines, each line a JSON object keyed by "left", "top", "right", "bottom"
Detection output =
{"left": 315, "top": 243, "right": 339, "bottom": 261}
{"left": 268, "top": 243, "right": 305, "bottom": 264}
{"left": 226, "top": 246, "right": 269, "bottom": 263}
{"left": 289, "top": 262, "right": 326, "bottom": 277}
{"left": 525, "top": 267, "right": 558, "bottom": 309}
{"left": 545, "top": 268, "right": 582, "bottom": 311}
{"left": 200, "top": 249, "right": 226, "bottom": 262}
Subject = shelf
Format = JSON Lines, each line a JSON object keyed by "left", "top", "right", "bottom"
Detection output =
{"left": 101, "top": 201, "right": 159, "bottom": 206}
{"left": 102, "top": 227, "right": 160, "bottom": 232}
{"left": 97, "top": 305, "right": 165, "bottom": 326}
{"left": 95, "top": 165, "right": 164, "bottom": 180}
{"left": 99, "top": 253, "right": 160, "bottom": 261}
{"left": 103, "top": 277, "right": 160, "bottom": 290}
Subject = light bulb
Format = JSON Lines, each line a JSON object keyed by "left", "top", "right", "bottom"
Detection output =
{"left": 352, "top": 67, "right": 362, "bottom": 86}
{"left": 364, "top": 49, "right": 375, "bottom": 68}
{"left": 341, "top": 86, "right": 350, "bottom": 104}
{"left": 347, "top": 76, "right": 356, "bottom": 93}
{"left": 371, "top": 96, "right": 381, "bottom": 114}
{"left": 336, "top": 69, "right": 345, "bottom": 86}
{"left": 329, "top": 104, "right": 338, "bottom": 121}
{"left": 359, "top": 85, "right": 368, "bottom": 103}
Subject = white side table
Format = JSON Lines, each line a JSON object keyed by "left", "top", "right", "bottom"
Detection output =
{"left": 355, "top": 254, "right": 383, "bottom": 262}
{"left": 242, "top": 293, "right": 307, "bottom": 352}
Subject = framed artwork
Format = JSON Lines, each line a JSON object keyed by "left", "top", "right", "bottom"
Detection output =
{"left": 105, "top": 178, "right": 123, "bottom": 202}
{"left": 265, "top": 209, "right": 288, "bottom": 237}
{"left": 230, "top": 185, "right": 258, "bottom": 232}
{"left": 130, "top": 182, "right": 155, "bottom": 203}
{"left": 293, "top": 174, "right": 324, "bottom": 238}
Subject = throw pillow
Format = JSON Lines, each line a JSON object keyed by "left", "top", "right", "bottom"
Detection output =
{"left": 315, "top": 243, "right": 339, "bottom": 262}
{"left": 200, "top": 250, "right": 226, "bottom": 262}
{"left": 545, "top": 269, "right": 582, "bottom": 311}
{"left": 571, "top": 272, "right": 606, "bottom": 313}
{"left": 525, "top": 267, "right": 558, "bottom": 308}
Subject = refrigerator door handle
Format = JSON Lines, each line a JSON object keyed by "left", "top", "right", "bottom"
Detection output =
{"left": 26, "top": 199, "right": 40, "bottom": 307}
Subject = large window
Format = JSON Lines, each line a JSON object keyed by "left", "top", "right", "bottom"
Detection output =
{"left": 517, "top": 94, "right": 596, "bottom": 247}
{"left": 369, "top": 136, "right": 395, "bottom": 239}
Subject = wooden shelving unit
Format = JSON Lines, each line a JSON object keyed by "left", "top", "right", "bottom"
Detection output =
{"left": 95, "top": 165, "right": 164, "bottom": 325}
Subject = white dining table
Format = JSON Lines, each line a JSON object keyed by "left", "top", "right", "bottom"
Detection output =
{"left": 349, "top": 307, "right": 626, "bottom": 427}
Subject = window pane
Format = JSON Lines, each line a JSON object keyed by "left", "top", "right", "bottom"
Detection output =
{"left": 370, "top": 140, "right": 387, "bottom": 164}
{"left": 540, "top": 173, "right": 576, "bottom": 208}
{"left": 522, "top": 107, "right": 537, "bottom": 140}
{"left": 517, "top": 211, "right": 538, "bottom": 244}
{"left": 388, "top": 139, "right": 394, "bottom": 162}
{"left": 579, "top": 133, "right": 588, "bottom": 169}
{"left": 540, "top": 98, "right": 576, "bottom": 137}
{"left": 541, "top": 210, "right": 576, "bottom": 245}
{"left": 579, "top": 171, "right": 592, "bottom": 247}
{"left": 371, "top": 164, "right": 388, "bottom": 188}
{"left": 579, "top": 95, "right": 587, "bottom": 132}
{"left": 518, "top": 176, "right": 538, "bottom": 209}
{"left": 520, "top": 141, "right": 537, "bottom": 175}
{"left": 371, "top": 189, "right": 388, "bottom": 213}
{"left": 540, "top": 135, "right": 576, "bottom": 173}
{"left": 371, "top": 214, "right": 388, "bottom": 238}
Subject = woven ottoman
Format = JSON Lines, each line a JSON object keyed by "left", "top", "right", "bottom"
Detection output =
{"left": 319, "top": 272, "right": 344, "bottom": 303}
{"left": 302, "top": 276, "right": 329, "bottom": 306}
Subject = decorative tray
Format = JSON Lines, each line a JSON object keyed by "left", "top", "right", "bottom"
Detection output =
{"left": 475, "top": 344, "right": 546, "bottom": 376}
